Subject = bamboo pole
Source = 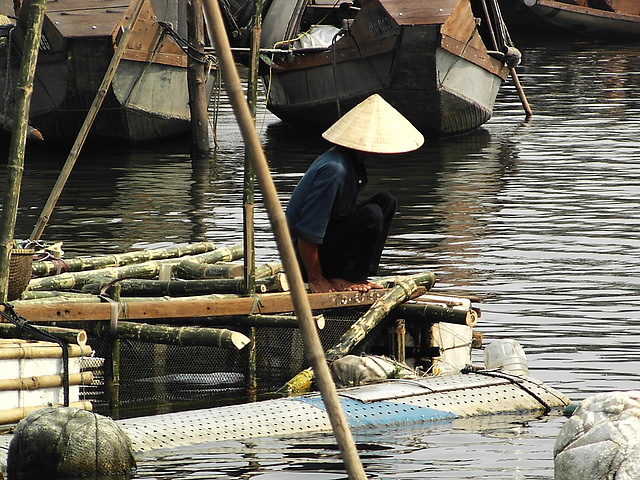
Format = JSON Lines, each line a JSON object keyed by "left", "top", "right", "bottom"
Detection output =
{"left": 29, "top": 0, "right": 147, "bottom": 242}
{"left": 85, "top": 277, "right": 266, "bottom": 296}
{"left": 176, "top": 258, "right": 278, "bottom": 280}
{"left": 479, "top": 0, "right": 532, "bottom": 118}
{"left": 107, "top": 272, "right": 286, "bottom": 296}
{"left": 0, "top": 343, "right": 93, "bottom": 360}
{"left": 0, "top": 0, "right": 46, "bottom": 302}
{"left": 135, "top": 313, "right": 326, "bottom": 329}
{"left": 392, "top": 303, "right": 478, "bottom": 327}
{"left": 31, "top": 241, "right": 219, "bottom": 277}
{"left": 201, "top": 1, "right": 366, "bottom": 477}
{"left": 510, "top": 68, "right": 533, "bottom": 118}
{"left": 26, "top": 245, "right": 242, "bottom": 291}
{"left": 6, "top": 289, "right": 390, "bottom": 322}
{"left": 0, "top": 372, "right": 93, "bottom": 391}
{"left": 88, "top": 321, "right": 251, "bottom": 350}
{"left": 0, "top": 323, "right": 87, "bottom": 345}
{"left": 243, "top": 0, "right": 263, "bottom": 298}
{"left": 187, "top": 0, "right": 210, "bottom": 156}
{"left": 0, "top": 401, "right": 92, "bottom": 426}
{"left": 285, "top": 272, "right": 435, "bottom": 393}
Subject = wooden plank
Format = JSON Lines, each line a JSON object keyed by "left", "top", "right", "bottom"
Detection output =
{"left": 2, "top": 290, "right": 394, "bottom": 323}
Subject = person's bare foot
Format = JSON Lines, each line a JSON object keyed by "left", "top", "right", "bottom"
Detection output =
{"left": 329, "top": 278, "right": 384, "bottom": 292}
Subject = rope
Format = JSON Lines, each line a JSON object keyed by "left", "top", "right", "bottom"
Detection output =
{"left": 0, "top": 303, "right": 71, "bottom": 406}
{"left": 158, "top": 21, "right": 217, "bottom": 65}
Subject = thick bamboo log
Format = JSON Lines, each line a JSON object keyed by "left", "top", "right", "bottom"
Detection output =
{"left": 26, "top": 243, "right": 241, "bottom": 292}
{"left": 0, "top": 343, "right": 92, "bottom": 359}
{"left": 88, "top": 321, "right": 250, "bottom": 350}
{"left": 0, "top": 371, "right": 93, "bottom": 391}
{"left": 0, "top": 323, "right": 87, "bottom": 345}
{"left": 285, "top": 273, "right": 435, "bottom": 393}
{"left": 392, "top": 303, "right": 478, "bottom": 327}
{"left": 28, "top": 243, "right": 244, "bottom": 290}
{"left": 128, "top": 313, "right": 326, "bottom": 329}
{"left": 26, "top": 262, "right": 161, "bottom": 292}
{"left": 20, "top": 291, "right": 98, "bottom": 300}
{"left": 0, "top": 0, "right": 46, "bottom": 302}
{"left": 31, "top": 241, "right": 218, "bottom": 277}
{"left": 83, "top": 278, "right": 265, "bottom": 296}
{"left": 176, "top": 251, "right": 270, "bottom": 280}
{"left": 0, "top": 400, "right": 92, "bottom": 425}
{"left": 190, "top": 262, "right": 244, "bottom": 278}
{"left": 5, "top": 289, "right": 390, "bottom": 322}
{"left": 82, "top": 272, "right": 287, "bottom": 297}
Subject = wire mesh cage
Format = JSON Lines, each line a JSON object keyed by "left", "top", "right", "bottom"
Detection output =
{"left": 82, "top": 306, "right": 379, "bottom": 417}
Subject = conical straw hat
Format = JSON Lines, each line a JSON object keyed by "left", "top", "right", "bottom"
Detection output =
{"left": 322, "top": 94, "right": 424, "bottom": 154}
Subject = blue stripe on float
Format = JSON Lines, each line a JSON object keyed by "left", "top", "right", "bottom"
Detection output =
{"left": 292, "top": 396, "right": 458, "bottom": 427}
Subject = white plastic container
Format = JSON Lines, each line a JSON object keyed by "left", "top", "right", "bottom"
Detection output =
{"left": 483, "top": 339, "right": 529, "bottom": 376}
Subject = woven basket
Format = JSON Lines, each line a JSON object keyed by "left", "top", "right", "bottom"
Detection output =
{"left": 8, "top": 248, "right": 34, "bottom": 301}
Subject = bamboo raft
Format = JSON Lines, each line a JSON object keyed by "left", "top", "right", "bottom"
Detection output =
{"left": 0, "top": 241, "right": 487, "bottom": 423}
{"left": 0, "top": 242, "right": 571, "bottom": 474}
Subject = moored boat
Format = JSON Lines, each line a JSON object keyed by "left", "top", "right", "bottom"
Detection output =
{"left": 0, "top": 0, "right": 217, "bottom": 144}
{"left": 520, "top": 0, "right": 640, "bottom": 38}
{"left": 254, "top": 0, "right": 522, "bottom": 136}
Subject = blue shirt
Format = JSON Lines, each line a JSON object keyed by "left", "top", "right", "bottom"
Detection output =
{"left": 286, "top": 146, "right": 367, "bottom": 245}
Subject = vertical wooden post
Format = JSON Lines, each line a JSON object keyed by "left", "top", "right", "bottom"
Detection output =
{"left": 389, "top": 319, "right": 406, "bottom": 363}
{"left": 0, "top": 0, "right": 46, "bottom": 302}
{"left": 201, "top": 1, "right": 366, "bottom": 478}
{"left": 187, "top": 0, "right": 210, "bottom": 157}
{"left": 243, "top": 0, "right": 263, "bottom": 394}
{"left": 107, "top": 284, "right": 121, "bottom": 417}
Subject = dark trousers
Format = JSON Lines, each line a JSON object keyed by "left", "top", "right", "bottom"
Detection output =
{"left": 318, "top": 191, "right": 396, "bottom": 282}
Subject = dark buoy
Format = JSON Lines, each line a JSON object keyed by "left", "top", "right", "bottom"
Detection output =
{"left": 7, "top": 407, "right": 136, "bottom": 479}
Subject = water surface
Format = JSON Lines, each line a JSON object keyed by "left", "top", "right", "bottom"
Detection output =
{"left": 2, "top": 36, "right": 640, "bottom": 479}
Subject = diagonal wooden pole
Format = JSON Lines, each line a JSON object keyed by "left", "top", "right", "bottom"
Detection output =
{"left": 201, "top": 1, "right": 366, "bottom": 478}
{"left": 29, "top": 0, "right": 146, "bottom": 242}
{"left": 0, "top": 0, "right": 46, "bottom": 302}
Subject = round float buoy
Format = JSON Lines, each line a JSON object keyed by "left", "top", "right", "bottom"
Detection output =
{"left": 554, "top": 391, "right": 640, "bottom": 480}
{"left": 7, "top": 407, "right": 136, "bottom": 478}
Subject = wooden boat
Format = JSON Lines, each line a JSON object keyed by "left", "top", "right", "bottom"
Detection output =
{"left": 0, "top": 0, "right": 216, "bottom": 144}
{"left": 520, "top": 0, "right": 640, "bottom": 37}
{"left": 250, "top": 0, "right": 520, "bottom": 136}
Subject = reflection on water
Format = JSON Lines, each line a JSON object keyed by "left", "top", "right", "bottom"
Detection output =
{"left": 2, "top": 38, "right": 640, "bottom": 479}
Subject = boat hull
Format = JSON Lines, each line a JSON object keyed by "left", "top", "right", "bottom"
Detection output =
{"left": 261, "top": 0, "right": 509, "bottom": 136}
{"left": 523, "top": 0, "right": 640, "bottom": 37}
{"left": 2, "top": 0, "right": 215, "bottom": 144}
